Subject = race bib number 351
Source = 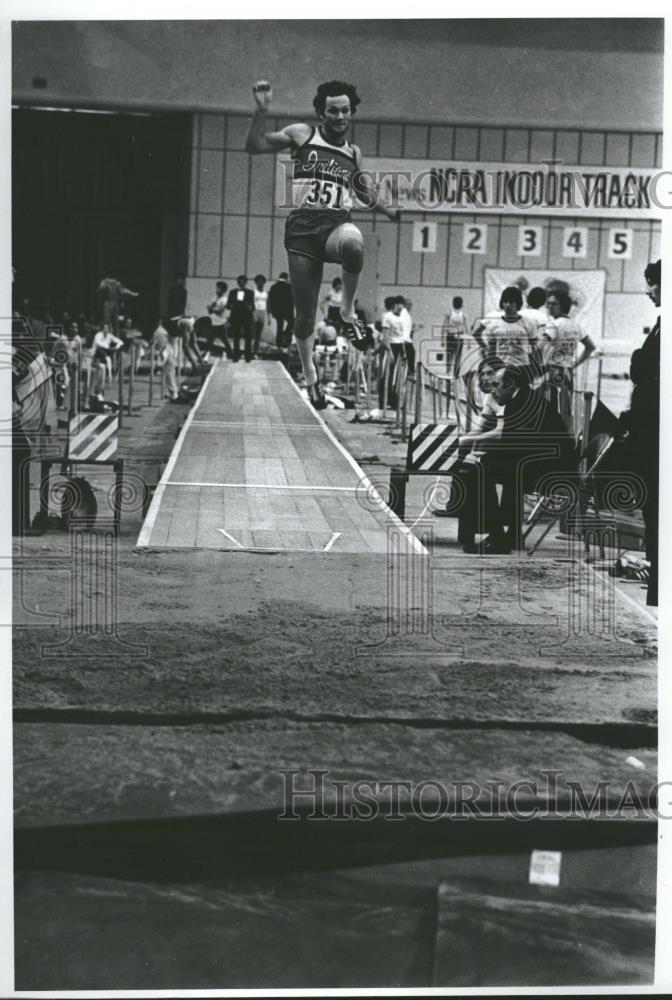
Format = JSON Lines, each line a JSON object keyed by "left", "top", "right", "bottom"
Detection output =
{"left": 302, "top": 179, "right": 347, "bottom": 209}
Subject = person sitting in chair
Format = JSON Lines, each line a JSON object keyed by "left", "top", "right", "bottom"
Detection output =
{"left": 458, "top": 363, "right": 575, "bottom": 554}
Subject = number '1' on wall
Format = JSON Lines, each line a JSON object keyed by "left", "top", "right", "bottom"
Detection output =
{"left": 413, "top": 221, "right": 437, "bottom": 253}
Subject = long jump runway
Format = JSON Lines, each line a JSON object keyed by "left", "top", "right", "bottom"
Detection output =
{"left": 138, "top": 360, "right": 425, "bottom": 554}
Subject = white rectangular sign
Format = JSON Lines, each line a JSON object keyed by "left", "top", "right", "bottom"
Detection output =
{"left": 463, "top": 223, "right": 487, "bottom": 254}
{"left": 357, "top": 158, "right": 659, "bottom": 218}
{"left": 562, "top": 227, "right": 589, "bottom": 258}
{"left": 608, "top": 228, "right": 634, "bottom": 259}
{"left": 518, "top": 225, "right": 543, "bottom": 256}
{"left": 529, "top": 850, "right": 562, "bottom": 887}
{"left": 412, "top": 221, "right": 437, "bottom": 252}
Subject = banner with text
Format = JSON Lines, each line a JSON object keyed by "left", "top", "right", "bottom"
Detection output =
{"left": 275, "top": 155, "right": 663, "bottom": 219}
{"left": 367, "top": 159, "right": 661, "bottom": 218}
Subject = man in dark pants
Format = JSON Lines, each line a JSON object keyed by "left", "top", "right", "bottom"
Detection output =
{"left": 459, "top": 364, "right": 575, "bottom": 553}
{"left": 267, "top": 272, "right": 294, "bottom": 350}
{"left": 626, "top": 260, "right": 660, "bottom": 606}
{"left": 226, "top": 275, "right": 255, "bottom": 362}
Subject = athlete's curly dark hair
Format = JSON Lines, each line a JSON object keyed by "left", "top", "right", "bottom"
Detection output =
{"left": 313, "top": 80, "right": 361, "bottom": 117}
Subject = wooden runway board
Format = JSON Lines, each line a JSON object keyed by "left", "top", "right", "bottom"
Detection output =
{"left": 137, "top": 361, "right": 424, "bottom": 554}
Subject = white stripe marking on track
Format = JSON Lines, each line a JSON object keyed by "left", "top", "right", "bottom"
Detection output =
{"left": 136, "top": 360, "right": 219, "bottom": 547}
{"left": 279, "top": 364, "right": 428, "bottom": 556}
{"left": 584, "top": 559, "right": 658, "bottom": 627}
{"left": 216, "top": 528, "right": 343, "bottom": 554}
{"left": 165, "top": 482, "right": 359, "bottom": 491}
{"left": 216, "top": 529, "right": 245, "bottom": 548}
{"left": 323, "top": 531, "right": 341, "bottom": 552}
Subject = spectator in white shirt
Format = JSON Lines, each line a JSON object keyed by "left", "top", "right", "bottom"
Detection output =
{"left": 520, "top": 286, "right": 549, "bottom": 339}
{"left": 152, "top": 318, "right": 178, "bottom": 401}
{"left": 205, "top": 280, "right": 232, "bottom": 357}
{"left": 321, "top": 277, "right": 344, "bottom": 328}
{"left": 444, "top": 296, "right": 468, "bottom": 341}
{"left": 472, "top": 286, "right": 538, "bottom": 374}
{"left": 177, "top": 315, "right": 207, "bottom": 374}
{"left": 252, "top": 274, "right": 269, "bottom": 358}
{"left": 396, "top": 296, "right": 415, "bottom": 368}
{"left": 543, "top": 288, "right": 595, "bottom": 422}
{"left": 379, "top": 296, "right": 406, "bottom": 407}
{"left": 90, "top": 323, "right": 123, "bottom": 399}
{"left": 92, "top": 323, "right": 124, "bottom": 357}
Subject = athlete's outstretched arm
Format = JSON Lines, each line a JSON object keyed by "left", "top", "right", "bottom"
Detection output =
{"left": 245, "top": 81, "right": 309, "bottom": 154}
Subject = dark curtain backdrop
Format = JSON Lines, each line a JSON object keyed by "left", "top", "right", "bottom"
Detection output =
{"left": 12, "top": 108, "right": 192, "bottom": 327}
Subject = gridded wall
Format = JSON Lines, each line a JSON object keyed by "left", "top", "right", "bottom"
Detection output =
{"left": 187, "top": 113, "right": 662, "bottom": 342}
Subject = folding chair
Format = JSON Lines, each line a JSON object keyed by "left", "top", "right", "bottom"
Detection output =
{"left": 523, "top": 395, "right": 622, "bottom": 555}
{"left": 523, "top": 431, "right": 613, "bottom": 555}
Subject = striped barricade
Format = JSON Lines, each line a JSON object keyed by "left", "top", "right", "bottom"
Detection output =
{"left": 68, "top": 412, "right": 118, "bottom": 462}
{"left": 407, "top": 422, "right": 461, "bottom": 473}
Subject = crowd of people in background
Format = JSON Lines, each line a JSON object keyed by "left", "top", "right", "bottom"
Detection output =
{"left": 11, "top": 260, "right": 660, "bottom": 603}
{"left": 441, "top": 283, "right": 597, "bottom": 428}
{"left": 432, "top": 270, "right": 659, "bottom": 604}
{"left": 11, "top": 270, "right": 302, "bottom": 410}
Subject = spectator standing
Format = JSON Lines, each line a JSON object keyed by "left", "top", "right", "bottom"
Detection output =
{"left": 268, "top": 272, "right": 294, "bottom": 350}
{"left": 252, "top": 274, "right": 269, "bottom": 358}
{"left": 96, "top": 275, "right": 139, "bottom": 337}
{"left": 49, "top": 326, "right": 71, "bottom": 409}
{"left": 397, "top": 295, "right": 415, "bottom": 370}
{"left": 472, "top": 286, "right": 538, "bottom": 373}
{"left": 520, "top": 286, "right": 548, "bottom": 336}
{"left": 625, "top": 260, "right": 660, "bottom": 606}
{"left": 322, "top": 277, "right": 344, "bottom": 328}
{"left": 226, "top": 275, "right": 255, "bottom": 363}
{"left": 379, "top": 296, "right": 406, "bottom": 408}
{"left": 443, "top": 295, "right": 468, "bottom": 373}
{"left": 152, "top": 318, "right": 179, "bottom": 402}
{"left": 543, "top": 289, "right": 595, "bottom": 423}
{"left": 206, "top": 280, "right": 232, "bottom": 357}
{"left": 66, "top": 321, "right": 84, "bottom": 366}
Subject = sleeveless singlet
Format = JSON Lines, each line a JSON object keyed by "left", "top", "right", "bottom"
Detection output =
{"left": 290, "top": 127, "right": 358, "bottom": 212}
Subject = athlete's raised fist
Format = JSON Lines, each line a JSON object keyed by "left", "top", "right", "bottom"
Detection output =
{"left": 253, "top": 81, "right": 273, "bottom": 108}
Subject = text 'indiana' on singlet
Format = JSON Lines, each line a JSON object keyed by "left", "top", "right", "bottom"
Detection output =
{"left": 290, "top": 127, "right": 358, "bottom": 211}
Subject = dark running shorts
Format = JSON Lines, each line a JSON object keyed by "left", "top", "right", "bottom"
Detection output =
{"left": 284, "top": 209, "right": 351, "bottom": 262}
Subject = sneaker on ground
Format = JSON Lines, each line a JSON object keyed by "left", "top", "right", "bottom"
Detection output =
{"left": 340, "top": 315, "right": 373, "bottom": 352}
{"left": 307, "top": 381, "right": 328, "bottom": 410}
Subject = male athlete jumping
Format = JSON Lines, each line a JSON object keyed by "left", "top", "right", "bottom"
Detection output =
{"left": 246, "top": 79, "right": 400, "bottom": 408}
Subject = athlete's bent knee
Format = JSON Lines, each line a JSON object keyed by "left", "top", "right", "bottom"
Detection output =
{"left": 341, "top": 236, "right": 364, "bottom": 273}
